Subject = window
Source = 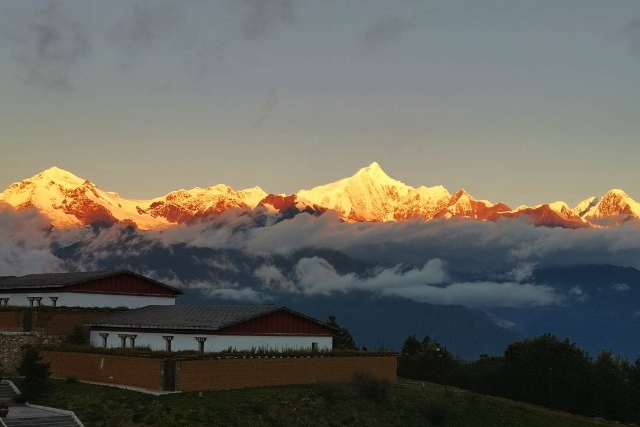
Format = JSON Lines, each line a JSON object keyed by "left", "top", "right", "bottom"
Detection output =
{"left": 27, "top": 297, "right": 35, "bottom": 308}
{"left": 35, "top": 297, "right": 42, "bottom": 307}
{"left": 49, "top": 297, "right": 58, "bottom": 307}
{"left": 312, "top": 342, "right": 319, "bottom": 352}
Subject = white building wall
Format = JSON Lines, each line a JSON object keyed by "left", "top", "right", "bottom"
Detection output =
{"left": 0, "top": 292, "right": 175, "bottom": 309}
{"left": 90, "top": 330, "right": 333, "bottom": 352}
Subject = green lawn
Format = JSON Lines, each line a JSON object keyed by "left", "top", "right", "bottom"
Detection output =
{"left": 31, "top": 378, "right": 621, "bottom": 427}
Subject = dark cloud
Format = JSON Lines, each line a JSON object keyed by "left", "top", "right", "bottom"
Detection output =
{"left": 189, "top": 41, "right": 228, "bottom": 80}
{"left": 109, "top": 2, "right": 186, "bottom": 53}
{"left": 236, "top": 0, "right": 295, "bottom": 40}
{"left": 0, "top": 2, "right": 91, "bottom": 89}
{"left": 252, "top": 87, "right": 278, "bottom": 128}
{"left": 108, "top": 1, "right": 293, "bottom": 82}
{"left": 620, "top": 18, "right": 640, "bottom": 55}
{"left": 361, "top": 16, "right": 414, "bottom": 48}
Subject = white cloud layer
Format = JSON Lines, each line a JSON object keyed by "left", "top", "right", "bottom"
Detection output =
{"left": 3, "top": 207, "right": 640, "bottom": 307}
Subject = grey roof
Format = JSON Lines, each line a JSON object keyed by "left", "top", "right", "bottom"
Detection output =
{"left": 0, "top": 270, "right": 183, "bottom": 294}
{"left": 86, "top": 305, "right": 332, "bottom": 332}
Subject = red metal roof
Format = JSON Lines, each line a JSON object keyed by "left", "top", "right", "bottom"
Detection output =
{"left": 0, "top": 271, "right": 183, "bottom": 296}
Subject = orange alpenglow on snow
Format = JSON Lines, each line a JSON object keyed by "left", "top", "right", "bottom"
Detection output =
{"left": 1, "top": 163, "right": 639, "bottom": 229}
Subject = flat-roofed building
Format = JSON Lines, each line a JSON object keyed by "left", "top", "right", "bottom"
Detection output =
{"left": 0, "top": 271, "right": 182, "bottom": 309}
{"left": 86, "top": 305, "right": 335, "bottom": 353}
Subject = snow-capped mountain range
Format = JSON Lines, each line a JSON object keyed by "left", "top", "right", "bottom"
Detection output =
{"left": 1, "top": 162, "right": 639, "bottom": 229}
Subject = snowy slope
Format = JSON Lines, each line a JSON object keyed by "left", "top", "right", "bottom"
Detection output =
{"left": 0, "top": 167, "right": 267, "bottom": 230}
{"left": 434, "top": 189, "right": 511, "bottom": 221}
{"left": 297, "top": 162, "right": 451, "bottom": 222}
{"left": 572, "top": 196, "right": 599, "bottom": 217}
{"left": 2, "top": 164, "right": 640, "bottom": 229}
{"left": 583, "top": 190, "right": 640, "bottom": 224}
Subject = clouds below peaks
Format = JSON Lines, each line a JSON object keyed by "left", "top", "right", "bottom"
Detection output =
{"left": 78, "top": 209, "right": 640, "bottom": 278}
{"left": 0, "top": 204, "right": 62, "bottom": 275}
{"left": 253, "top": 256, "right": 560, "bottom": 308}
{"left": 7, "top": 204, "right": 640, "bottom": 307}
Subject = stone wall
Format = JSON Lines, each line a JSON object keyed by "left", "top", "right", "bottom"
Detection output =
{"left": 0, "top": 308, "right": 118, "bottom": 375}
{"left": 0, "top": 332, "right": 50, "bottom": 374}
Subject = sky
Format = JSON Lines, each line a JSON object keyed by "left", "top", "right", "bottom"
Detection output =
{"left": 0, "top": 0, "right": 639, "bottom": 209}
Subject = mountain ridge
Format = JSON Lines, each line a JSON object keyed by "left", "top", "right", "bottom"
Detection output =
{"left": 1, "top": 163, "right": 639, "bottom": 229}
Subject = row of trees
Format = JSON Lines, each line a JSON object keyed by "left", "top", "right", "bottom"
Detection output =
{"left": 398, "top": 333, "right": 640, "bottom": 423}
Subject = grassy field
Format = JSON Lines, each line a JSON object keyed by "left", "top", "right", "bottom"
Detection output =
{"left": 31, "top": 378, "right": 623, "bottom": 427}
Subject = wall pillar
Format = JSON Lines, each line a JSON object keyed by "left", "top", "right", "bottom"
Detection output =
{"left": 118, "top": 334, "right": 127, "bottom": 348}
{"left": 99, "top": 333, "right": 109, "bottom": 348}
{"left": 163, "top": 335, "right": 174, "bottom": 352}
{"left": 128, "top": 334, "right": 137, "bottom": 348}
{"left": 195, "top": 337, "right": 207, "bottom": 353}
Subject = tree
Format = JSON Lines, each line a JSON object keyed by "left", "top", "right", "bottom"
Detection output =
{"left": 401, "top": 334, "right": 446, "bottom": 357}
{"left": 17, "top": 346, "right": 52, "bottom": 400}
{"left": 504, "top": 334, "right": 591, "bottom": 380}
{"left": 401, "top": 334, "right": 422, "bottom": 356}
{"left": 327, "top": 315, "right": 357, "bottom": 350}
{"left": 593, "top": 350, "right": 631, "bottom": 388}
{"left": 398, "top": 334, "right": 459, "bottom": 383}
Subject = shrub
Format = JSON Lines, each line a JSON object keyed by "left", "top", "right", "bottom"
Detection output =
{"left": 246, "top": 401, "right": 268, "bottom": 416}
{"left": 315, "top": 381, "right": 342, "bottom": 406}
{"left": 66, "top": 326, "right": 90, "bottom": 345}
{"left": 464, "top": 391, "right": 481, "bottom": 405}
{"left": 352, "top": 371, "right": 391, "bottom": 403}
{"left": 17, "top": 346, "right": 52, "bottom": 401}
{"left": 424, "top": 401, "right": 449, "bottom": 426}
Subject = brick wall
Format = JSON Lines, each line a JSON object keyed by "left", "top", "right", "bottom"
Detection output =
{"left": 32, "top": 351, "right": 397, "bottom": 392}
{"left": 0, "top": 308, "right": 125, "bottom": 336}
{"left": 0, "top": 311, "right": 23, "bottom": 332}
{"left": 176, "top": 355, "right": 397, "bottom": 392}
{"left": 33, "top": 310, "right": 118, "bottom": 336}
{"left": 42, "top": 351, "right": 163, "bottom": 390}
